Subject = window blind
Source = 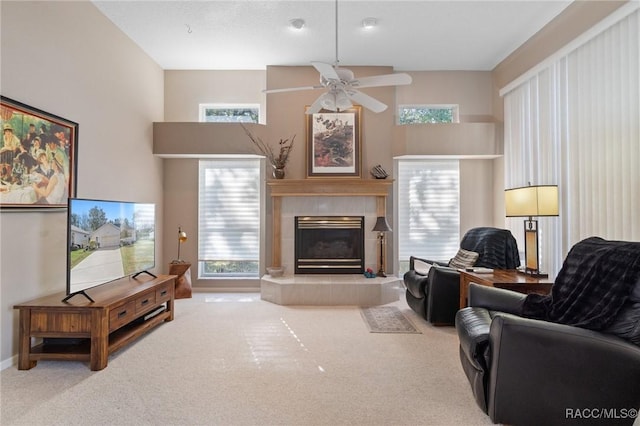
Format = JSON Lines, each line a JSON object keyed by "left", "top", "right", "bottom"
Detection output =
{"left": 503, "top": 7, "right": 639, "bottom": 277}
{"left": 397, "top": 159, "right": 460, "bottom": 266}
{"left": 198, "top": 159, "right": 261, "bottom": 267}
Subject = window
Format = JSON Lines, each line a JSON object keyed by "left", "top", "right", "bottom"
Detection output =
{"left": 398, "top": 104, "right": 459, "bottom": 124}
{"left": 198, "top": 159, "right": 263, "bottom": 278}
{"left": 502, "top": 7, "right": 640, "bottom": 277}
{"left": 199, "top": 104, "right": 259, "bottom": 123}
{"left": 396, "top": 159, "right": 460, "bottom": 274}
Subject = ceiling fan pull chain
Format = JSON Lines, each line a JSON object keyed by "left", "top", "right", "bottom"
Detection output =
{"left": 335, "top": 0, "right": 339, "bottom": 67}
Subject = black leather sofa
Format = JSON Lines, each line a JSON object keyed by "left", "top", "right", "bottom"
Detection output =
{"left": 403, "top": 227, "right": 520, "bottom": 325}
{"left": 455, "top": 237, "right": 640, "bottom": 425}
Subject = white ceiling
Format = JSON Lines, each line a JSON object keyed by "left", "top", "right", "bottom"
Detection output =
{"left": 92, "top": 0, "right": 572, "bottom": 71}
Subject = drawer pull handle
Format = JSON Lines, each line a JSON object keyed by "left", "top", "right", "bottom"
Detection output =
{"left": 160, "top": 290, "right": 167, "bottom": 296}
{"left": 141, "top": 299, "right": 149, "bottom": 305}
{"left": 118, "top": 310, "right": 127, "bottom": 318}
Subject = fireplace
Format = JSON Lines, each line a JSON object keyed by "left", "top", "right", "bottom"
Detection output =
{"left": 295, "top": 216, "right": 365, "bottom": 274}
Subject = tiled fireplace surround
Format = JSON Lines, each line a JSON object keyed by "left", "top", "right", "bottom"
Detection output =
{"left": 260, "top": 179, "right": 402, "bottom": 306}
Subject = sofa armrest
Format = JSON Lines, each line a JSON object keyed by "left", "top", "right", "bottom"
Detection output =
{"left": 403, "top": 270, "right": 429, "bottom": 298}
{"left": 409, "top": 256, "right": 448, "bottom": 269}
{"left": 455, "top": 307, "right": 492, "bottom": 371}
{"left": 427, "top": 266, "right": 461, "bottom": 325}
{"left": 468, "top": 283, "right": 526, "bottom": 315}
{"left": 487, "top": 313, "right": 640, "bottom": 425}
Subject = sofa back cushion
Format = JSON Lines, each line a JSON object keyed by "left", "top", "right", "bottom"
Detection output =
{"left": 522, "top": 237, "right": 640, "bottom": 334}
{"left": 459, "top": 227, "right": 520, "bottom": 269}
{"left": 603, "top": 277, "right": 640, "bottom": 345}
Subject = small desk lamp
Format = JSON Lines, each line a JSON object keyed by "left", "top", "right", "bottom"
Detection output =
{"left": 172, "top": 226, "right": 188, "bottom": 264}
{"left": 505, "top": 184, "right": 558, "bottom": 277}
{"left": 372, "top": 216, "right": 392, "bottom": 277}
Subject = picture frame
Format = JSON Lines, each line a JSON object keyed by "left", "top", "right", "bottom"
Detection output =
{"left": 305, "top": 106, "right": 361, "bottom": 178}
{"left": 1, "top": 96, "right": 78, "bottom": 209}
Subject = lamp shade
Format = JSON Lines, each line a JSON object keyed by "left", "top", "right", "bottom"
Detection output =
{"left": 372, "top": 216, "right": 392, "bottom": 232}
{"left": 505, "top": 185, "right": 559, "bottom": 217}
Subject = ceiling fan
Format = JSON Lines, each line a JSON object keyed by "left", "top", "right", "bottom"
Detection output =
{"left": 263, "top": 0, "right": 412, "bottom": 114}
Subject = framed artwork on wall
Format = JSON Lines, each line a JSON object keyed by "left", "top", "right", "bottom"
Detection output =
{"left": 0, "top": 96, "right": 78, "bottom": 209}
{"left": 305, "top": 106, "right": 361, "bottom": 178}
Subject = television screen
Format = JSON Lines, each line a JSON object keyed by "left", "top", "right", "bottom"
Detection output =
{"left": 66, "top": 198, "right": 156, "bottom": 297}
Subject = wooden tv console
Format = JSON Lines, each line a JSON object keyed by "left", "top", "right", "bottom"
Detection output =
{"left": 14, "top": 274, "right": 175, "bottom": 371}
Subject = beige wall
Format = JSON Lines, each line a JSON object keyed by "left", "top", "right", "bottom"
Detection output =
{"left": 159, "top": 66, "right": 499, "bottom": 285}
{"left": 398, "top": 71, "right": 494, "bottom": 123}
{"left": 1, "top": 0, "right": 624, "bottom": 366}
{"left": 164, "top": 70, "right": 267, "bottom": 122}
{"left": 0, "top": 1, "right": 164, "bottom": 366}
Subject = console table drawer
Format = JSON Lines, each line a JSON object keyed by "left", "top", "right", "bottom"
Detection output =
{"left": 135, "top": 292, "right": 156, "bottom": 314}
{"left": 30, "top": 310, "right": 91, "bottom": 334}
{"left": 156, "top": 284, "right": 171, "bottom": 303}
{"left": 109, "top": 301, "right": 136, "bottom": 331}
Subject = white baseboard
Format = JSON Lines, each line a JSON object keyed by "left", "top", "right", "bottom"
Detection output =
{"left": 1, "top": 354, "right": 17, "bottom": 371}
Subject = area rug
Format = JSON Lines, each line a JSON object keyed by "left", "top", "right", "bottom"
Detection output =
{"left": 360, "top": 306, "right": 421, "bottom": 334}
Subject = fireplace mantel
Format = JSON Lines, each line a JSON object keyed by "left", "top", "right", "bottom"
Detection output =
{"left": 267, "top": 178, "right": 393, "bottom": 269}
{"left": 267, "top": 178, "right": 393, "bottom": 197}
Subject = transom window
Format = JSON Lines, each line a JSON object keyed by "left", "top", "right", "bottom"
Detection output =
{"left": 398, "top": 104, "right": 459, "bottom": 124}
{"left": 199, "top": 104, "right": 259, "bottom": 123}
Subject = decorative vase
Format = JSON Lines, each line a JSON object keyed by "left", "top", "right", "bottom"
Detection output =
{"left": 272, "top": 166, "right": 285, "bottom": 179}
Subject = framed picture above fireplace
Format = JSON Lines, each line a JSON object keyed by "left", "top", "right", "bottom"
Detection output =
{"left": 305, "top": 106, "right": 361, "bottom": 178}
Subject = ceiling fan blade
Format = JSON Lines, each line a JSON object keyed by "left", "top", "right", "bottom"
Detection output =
{"left": 312, "top": 61, "right": 340, "bottom": 81}
{"left": 351, "top": 73, "right": 413, "bottom": 88}
{"left": 306, "top": 94, "right": 327, "bottom": 115}
{"left": 347, "top": 90, "right": 388, "bottom": 113}
{"left": 263, "top": 85, "right": 323, "bottom": 94}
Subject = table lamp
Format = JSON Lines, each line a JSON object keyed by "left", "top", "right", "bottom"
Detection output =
{"left": 172, "top": 226, "right": 188, "bottom": 264}
{"left": 505, "top": 184, "right": 558, "bottom": 277}
{"left": 372, "top": 216, "right": 392, "bottom": 277}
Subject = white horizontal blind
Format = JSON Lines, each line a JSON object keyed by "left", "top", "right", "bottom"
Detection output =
{"left": 198, "top": 159, "right": 261, "bottom": 268}
{"left": 397, "top": 159, "right": 460, "bottom": 264}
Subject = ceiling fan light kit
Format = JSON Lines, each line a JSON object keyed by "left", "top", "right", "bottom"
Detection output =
{"left": 264, "top": 0, "right": 412, "bottom": 114}
{"left": 319, "top": 91, "right": 352, "bottom": 111}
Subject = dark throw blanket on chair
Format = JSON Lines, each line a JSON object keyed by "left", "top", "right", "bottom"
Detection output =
{"left": 459, "top": 227, "right": 521, "bottom": 269}
{"left": 522, "top": 237, "right": 640, "bottom": 330}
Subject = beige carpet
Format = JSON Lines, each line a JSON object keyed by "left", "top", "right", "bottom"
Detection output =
{"left": 0, "top": 290, "right": 492, "bottom": 425}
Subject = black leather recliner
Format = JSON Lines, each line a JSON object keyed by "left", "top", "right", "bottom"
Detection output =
{"left": 403, "top": 227, "right": 520, "bottom": 325}
{"left": 455, "top": 237, "right": 640, "bottom": 426}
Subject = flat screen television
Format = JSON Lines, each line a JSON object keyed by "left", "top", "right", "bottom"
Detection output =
{"left": 64, "top": 197, "right": 156, "bottom": 302}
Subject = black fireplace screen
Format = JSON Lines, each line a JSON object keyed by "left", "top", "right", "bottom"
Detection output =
{"left": 295, "top": 216, "right": 364, "bottom": 274}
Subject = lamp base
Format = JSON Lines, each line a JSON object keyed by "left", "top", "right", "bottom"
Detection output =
{"left": 376, "top": 270, "right": 387, "bottom": 278}
{"left": 516, "top": 268, "right": 549, "bottom": 278}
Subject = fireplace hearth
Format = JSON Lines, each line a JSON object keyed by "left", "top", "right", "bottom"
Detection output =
{"left": 295, "top": 216, "right": 365, "bottom": 274}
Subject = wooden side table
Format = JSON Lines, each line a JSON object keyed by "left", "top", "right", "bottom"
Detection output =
{"left": 169, "top": 262, "right": 192, "bottom": 299}
{"left": 459, "top": 269, "right": 553, "bottom": 308}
